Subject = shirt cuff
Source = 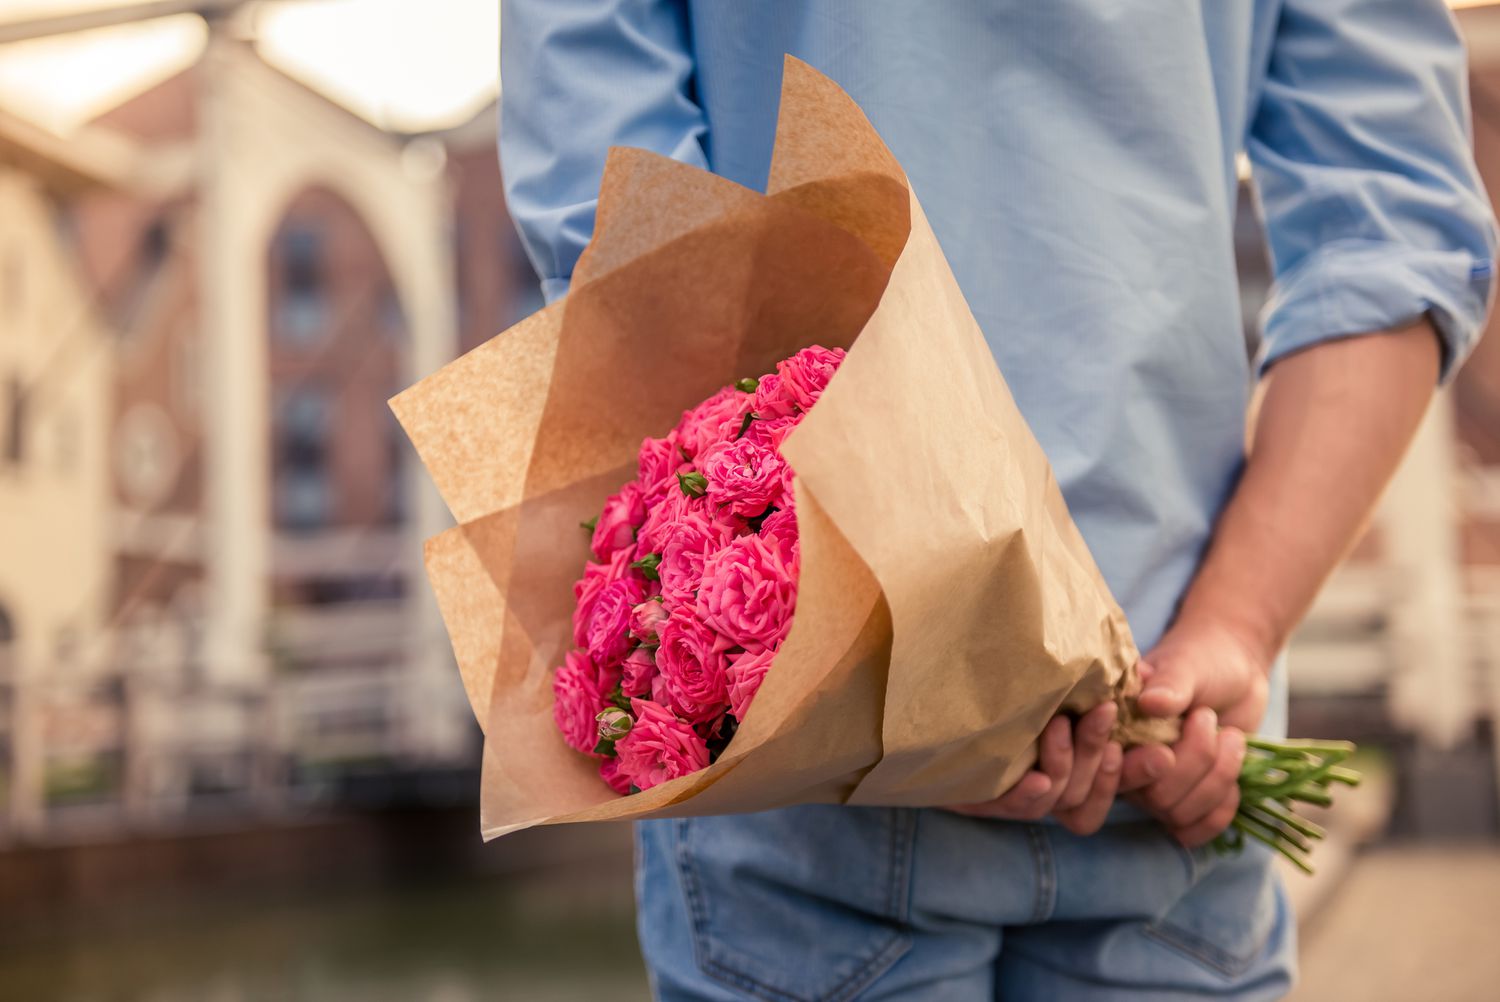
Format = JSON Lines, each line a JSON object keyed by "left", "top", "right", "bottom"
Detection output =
{"left": 1257, "top": 239, "right": 1494, "bottom": 384}
{"left": 540, "top": 277, "right": 572, "bottom": 305}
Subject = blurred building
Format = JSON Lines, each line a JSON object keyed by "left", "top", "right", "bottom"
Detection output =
{"left": 0, "top": 12, "right": 534, "bottom": 843}
{"left": 2, "top": 2, "right": 1500, "bottom": 851}
{"left": 0, "top": 109, "right": 122, "bottom": 838}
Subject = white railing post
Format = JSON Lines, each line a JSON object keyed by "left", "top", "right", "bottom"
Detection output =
{"left": 1381, "top": 393, "right": 1474, "bottom": 749}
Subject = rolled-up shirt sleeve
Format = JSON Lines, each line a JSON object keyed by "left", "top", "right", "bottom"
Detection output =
{"left": 1247, "top": 0, "right": 1498, "bottom": 381}
{"left": 500, "top": 0, "right": 709, "bottom": 304}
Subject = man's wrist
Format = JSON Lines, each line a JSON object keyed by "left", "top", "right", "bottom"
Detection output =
{"left": 1159, "top": 602, "right": 1279, "bottom": 677}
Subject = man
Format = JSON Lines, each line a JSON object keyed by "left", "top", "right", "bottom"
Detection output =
{"left": 499, "top": 1, "right": 1496, "bottom": 997}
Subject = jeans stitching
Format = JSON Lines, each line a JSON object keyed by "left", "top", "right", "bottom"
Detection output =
{"left": 1141, "top": 920, "right": 1259, "bottom": 979}
{"left": 675, "top": 812, "right": 914, "bottom": 1002}
{"left": 674, "top": 819, "right": 723, "bottom": 988}
{"left": 1141, "top": 842, "right": 1269, "bottom": 980}
{"left": 1024, "top": 824, "right": 1056, "bottom": 923}
{"left": 822, "top": 936, "right": 912, "bottom": 1002}
{"left": 886, "top": 809, "right": 915, "bottom": 920}
{"left": 677, "top": 817, "right": 804, "bottom": 1002}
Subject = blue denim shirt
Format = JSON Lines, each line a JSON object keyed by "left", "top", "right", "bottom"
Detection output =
{"left": 499, "top": 1, "right": 1496, "bottom": 732}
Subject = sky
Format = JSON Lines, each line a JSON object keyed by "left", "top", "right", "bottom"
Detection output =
{"left": 0, "top": 0, "right": 499, "bottom": 134}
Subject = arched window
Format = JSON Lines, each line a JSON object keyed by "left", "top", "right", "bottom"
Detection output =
{"left": 274, "top": 223, "right": 329, "bottom": 345}
{"left": 273, "top": 385, "right": 332, "bottom": 532}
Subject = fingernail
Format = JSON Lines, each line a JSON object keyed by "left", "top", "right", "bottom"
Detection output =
{"left": 1142, "top": 757, "right": 1163, "bottom": 781}
{"left": 1144, "top": 686, "right": 1178, "bottom": 705}
{"left": 1102, "top": 744, "right": 1122, "bottom": 773}
{"left": 1091, "top": 704, "right": 1118, "bottom": 736}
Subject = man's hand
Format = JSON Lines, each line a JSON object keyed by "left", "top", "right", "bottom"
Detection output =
{"left": 947, "top": 702, "right": 1124, "bottom": 834}
{"left": 1117, "top": 325, "right": 1440, "bottom": 848}
{"left": 1121, "top": 619, "right": 1269, "bottom": 847}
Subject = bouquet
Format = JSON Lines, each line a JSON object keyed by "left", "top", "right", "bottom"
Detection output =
{"left": 392, "top": 58, "right": 1356, "bottom": 871}
{"left": 558, "top": 347, "right": 840, "bottom": 795}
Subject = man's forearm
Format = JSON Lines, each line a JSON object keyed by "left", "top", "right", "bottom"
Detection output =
{"left": 1172, "top": 320, "right": 1442, "bottom": 667}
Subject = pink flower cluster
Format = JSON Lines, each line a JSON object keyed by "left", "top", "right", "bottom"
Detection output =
{"left": 552, "top": 346, "right": 845, "bottom": 794}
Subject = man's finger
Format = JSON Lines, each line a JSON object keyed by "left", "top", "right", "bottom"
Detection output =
{"left": 1120, "top": 743, "right": 1173, "bottom": 792}
{"left": 1141, "top": 707, "right": 1218, "bottom": 811}
{"left": 1172, "top": 790, "right": 1241, "bottom": 848}
{"left": 1036, "top": 715, "right": 1073, "bottom": 803}
{"left": 1057, "top": 703, "right": 1116, "bottom": 811}
{"left": 1057, "top": 741, "right": 1122, "bottom": 836}
{"left": 947, "top": 770, "right": 1051, "bottom": 818}
{"left": 1165, "top": 727, "right": 1245, "bottom": 829}
{"left": 1136, "top": 656, "right": 1195, "bottom": 719}
{"left": 987, "top": 716, "right": 1072, "bottom": 820}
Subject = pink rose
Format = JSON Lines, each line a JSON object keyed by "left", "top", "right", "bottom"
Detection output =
{"left": 572, "top": 549, "right": 632, "bottom": 648}
{"left": 726, "top": 647, "right": 775, "bottom": 721}
{"left": 637, "top": 489, "right": 693, "bottom": 555}
{"left": 751, "top": 372, "right": 799, "bottom": 420}
{"left": 615, "top": 698, "right": 711, "bottom": 790}
{"left": 621, "top": 645, "right": 656, "bottom": 697}
{"left": 591, "top": 481, "right": 646, "bottom": 561}
{"left": 585, "top": 572, "right": 647, "bottom": 668}
{"left": 599, "top": 756, "right": 633, "bottom": 795}
{"left": 741, "top": 413, "right": 799, "bottom": 453}
{"left": 674, "top": 386, "right": 751, "bottom": 458}
{"left": 629, "top": 599, "right": 670, "bottom": 643}
{"left": 759, "top": 503, "right": 798, "bottom": 552}
{"left": 552, "top": 651, "right": 620, "bottom": 756}
{"left": 654, "top": 606, "right": 731, "bottom": 724}
{"left": 776, "top": 345, "right": 845, "bottom": 411}
{"left": 658, "top": 509, "right": 737, "bottom": 607}
{"left": 638, "top": 489, "right": 744, "bottom": 557}
{"left": 698, "top": 533, "right": 798, "bottom": 653}
{"left": 638, "top": 435, "right": 686, "bottom": 499}
{"left": 701, "top": 438, "right": 787, "bottom": 518}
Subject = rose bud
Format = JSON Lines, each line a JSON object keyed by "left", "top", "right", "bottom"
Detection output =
{"left": 596, "top": 706, "right": 634, "bottom": 742}
{"left": 630, "top": 599, "right": 670, "bottom": 643}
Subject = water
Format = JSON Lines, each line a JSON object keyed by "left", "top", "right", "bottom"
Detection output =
{"left": 0, "top": 874, "right": 653, "bottom": 1002}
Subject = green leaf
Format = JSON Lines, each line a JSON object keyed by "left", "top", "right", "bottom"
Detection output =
{"left": 735, "top": 377, "right": 759, "bottom": 393}
{"left": 593, "top": 737, "right": 617, "bottom": 757}
{"left": 628, "top": 784, "right": 642, "bottom": 795}
{"left": 631, "top": 552, "right": 662, "bottom": 581}
{"left": 580, "top": 515, "right": 599, "bottom": 532}
{"left": 677, "top": 471, "right": 708, "bottom": 498}
{"left": 736, "top": 410, "right": 758, "bottom": 439}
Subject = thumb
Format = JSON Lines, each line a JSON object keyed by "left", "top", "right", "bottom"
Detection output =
{"left": 1135, "top": 656, "right": 1195, "bottom": 719}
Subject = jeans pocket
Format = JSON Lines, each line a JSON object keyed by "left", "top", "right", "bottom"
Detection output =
{"left": 1142, "top": 844, "right": 1278, "bottom": 979}
{"left": 673, "top": 805, "right": 917, "bottom": 1002}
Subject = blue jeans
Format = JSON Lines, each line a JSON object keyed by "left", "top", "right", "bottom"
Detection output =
{"left": 635, "top": 806, "right": 1294, "bottom": 1000}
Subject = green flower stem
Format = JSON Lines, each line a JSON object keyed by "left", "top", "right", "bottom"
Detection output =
{"left": 1217, "top": 736, "right": 1361, "bottom": 875}
{"left": 1231, "top": 816, "right": 1315, "bottom": 875}
{"left": 1284, "top": 787, "right": 1334, "bottom": 809}
{"left": 1238, "top": 807, "right": 1312, "bottom": 855}
{"left": 1251, "top": 799, "right": 1326, "bottom": 841}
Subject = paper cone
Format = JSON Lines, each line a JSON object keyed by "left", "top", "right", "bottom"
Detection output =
{"left": 393, "top": 58, "right": 1167, "bottom": 839}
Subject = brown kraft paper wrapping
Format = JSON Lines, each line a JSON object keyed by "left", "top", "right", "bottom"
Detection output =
{"left": 391, "top": 57, "right": 1175, "bottom": 839}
